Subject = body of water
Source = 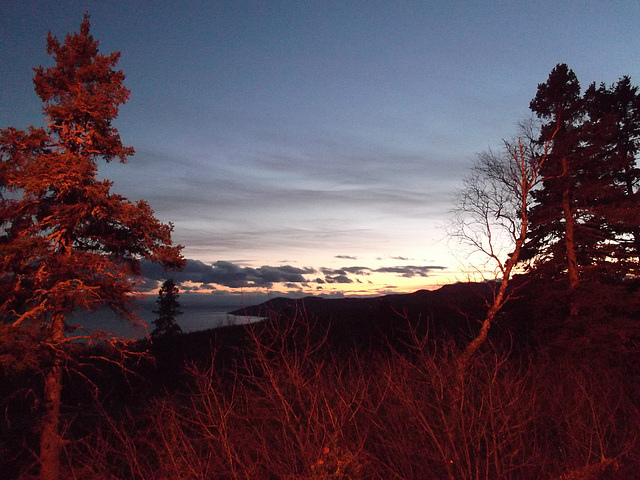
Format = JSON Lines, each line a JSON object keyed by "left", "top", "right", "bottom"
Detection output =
{"left": 68, "top": 300, "right": 266, "bottom": 339}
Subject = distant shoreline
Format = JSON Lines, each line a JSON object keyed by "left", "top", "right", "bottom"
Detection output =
{"left": 68, "top": 303, "right": 266, "bottom": 339}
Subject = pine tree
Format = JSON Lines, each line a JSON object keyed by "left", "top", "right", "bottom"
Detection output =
{"left": 522, "top": 65, "right": 640, "bottom": 359}
{"left": 582, "top": 77, "right": 640, "bottom": 277}
{"left": 152, "top": 279, "right": 183, "bottom": 339}
{"left": 525, "top": 65, "right": 640, "bottom": 284}
{"left": 0, "top": 15, "right": 184, "bottom": 480}
{"left": 525, "top": 64, "right": 584, "bottom": 289}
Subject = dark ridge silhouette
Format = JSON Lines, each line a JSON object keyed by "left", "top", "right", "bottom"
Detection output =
{"left": 229, "top": 281, "right": 535, "bottom": 352}
{"left": 231, "top": 282, "right": 493, "bottom": 319}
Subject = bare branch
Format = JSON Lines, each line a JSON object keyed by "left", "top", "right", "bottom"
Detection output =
{"left": 450, "top": 125, "right": 556, "bottom": 386}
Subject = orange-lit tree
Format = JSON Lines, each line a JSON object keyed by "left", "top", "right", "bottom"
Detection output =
{"left": 0, "top": 15, "right": 184, "bottom": 480}
{"left": 450, "top": 123, "right": 553, "bottom": 383}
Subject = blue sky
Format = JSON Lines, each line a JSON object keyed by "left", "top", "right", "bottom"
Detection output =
{"left": 2, "top": 1, "right": 640, "bottom": 298}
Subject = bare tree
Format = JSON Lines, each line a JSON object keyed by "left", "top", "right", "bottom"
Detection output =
{"left": 450, "top": 124, "right": 554, "bottom": 384}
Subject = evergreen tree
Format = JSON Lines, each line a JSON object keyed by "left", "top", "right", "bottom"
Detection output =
{"left": 525, "top": 64, "right": 640, "bottom": 284}
{"left": 582, "top": 77, "right": 640, "bottom": 277}
{"left": 525, "top": 64, "right": 584, "bottom": 289}
{"left": 0, "top": 15, "right": 184, "bottom": 480}
{"left": 522, "top": 65, "right": 640, "bottom": 359}
{"left": 152, "top": 279, "right": 183, "bottom": 339}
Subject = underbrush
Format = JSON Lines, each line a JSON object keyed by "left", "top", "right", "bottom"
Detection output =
{"left": 6, "top": 312, "right": 639, "bottom": 479}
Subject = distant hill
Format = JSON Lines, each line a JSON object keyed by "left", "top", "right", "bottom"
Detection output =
{"left": 229, "top": 282, "right": 533, "bottom": 349}
{"left": 230, "top": 282, "right": 491, "bottom": 319}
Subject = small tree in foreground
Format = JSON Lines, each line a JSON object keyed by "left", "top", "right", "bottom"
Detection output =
{"left": 0, "top": 15, "right": 184, "bottom": 480}
{"left": 151, "top": 279, "right": 183, "bottom": 339}
{"left": 450, "top": 124, "right": 553, "bottom": 384}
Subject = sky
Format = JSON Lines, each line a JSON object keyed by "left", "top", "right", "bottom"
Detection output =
{"left": 2, "top": 1, "right": 640, "bottom": 302}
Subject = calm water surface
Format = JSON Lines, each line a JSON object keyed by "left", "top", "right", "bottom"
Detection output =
{"left": 68, "top": 296, "right": 265, "bottom": 339}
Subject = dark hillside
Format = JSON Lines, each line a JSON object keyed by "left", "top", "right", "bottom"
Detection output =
{"left": 229, "top": 281, "right": 532, "bottom": 351}
{"left": 230, "top": 282, "right": 496, "bottom": 323}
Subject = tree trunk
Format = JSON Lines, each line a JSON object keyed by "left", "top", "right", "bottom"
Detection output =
{"left": 561, "top": 156, "right": 580, "bottom": 291}
{"left": 454, "top": 143, "right": 533, "bottom": 386}
{"left": 40, "top": 313, "right": 65, "bottom": 480}
{"left": 560, "top": 156, "right": 580, "bottom": 323}
{"left": 624, "top": 169, "right": 640, "bottom": 258}
{"left": 455, "top": 278, "right": 508, "bottom": 387}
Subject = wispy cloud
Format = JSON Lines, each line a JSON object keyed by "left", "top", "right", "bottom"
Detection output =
{"left": 375, "top": 265, "right": 446, "bottom": 278}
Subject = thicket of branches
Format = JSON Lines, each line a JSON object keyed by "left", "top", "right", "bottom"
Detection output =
{"left": 51, "top": 314, "right": 640, "bottom": 480}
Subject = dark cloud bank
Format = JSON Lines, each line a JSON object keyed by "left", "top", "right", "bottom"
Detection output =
{"left": 142, "top": 259, "right": 446, "bottom": 290}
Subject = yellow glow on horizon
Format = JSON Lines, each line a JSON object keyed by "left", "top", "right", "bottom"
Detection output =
{"left": 138, "top": 247, "right": 490, "bottom": 298}
{"left": 152, "top": 268, "right": 470, "bottom": 298}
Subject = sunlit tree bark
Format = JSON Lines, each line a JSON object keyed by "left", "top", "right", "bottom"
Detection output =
{"left": 451, "top": 127, "right": 553, "bottom": 383}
